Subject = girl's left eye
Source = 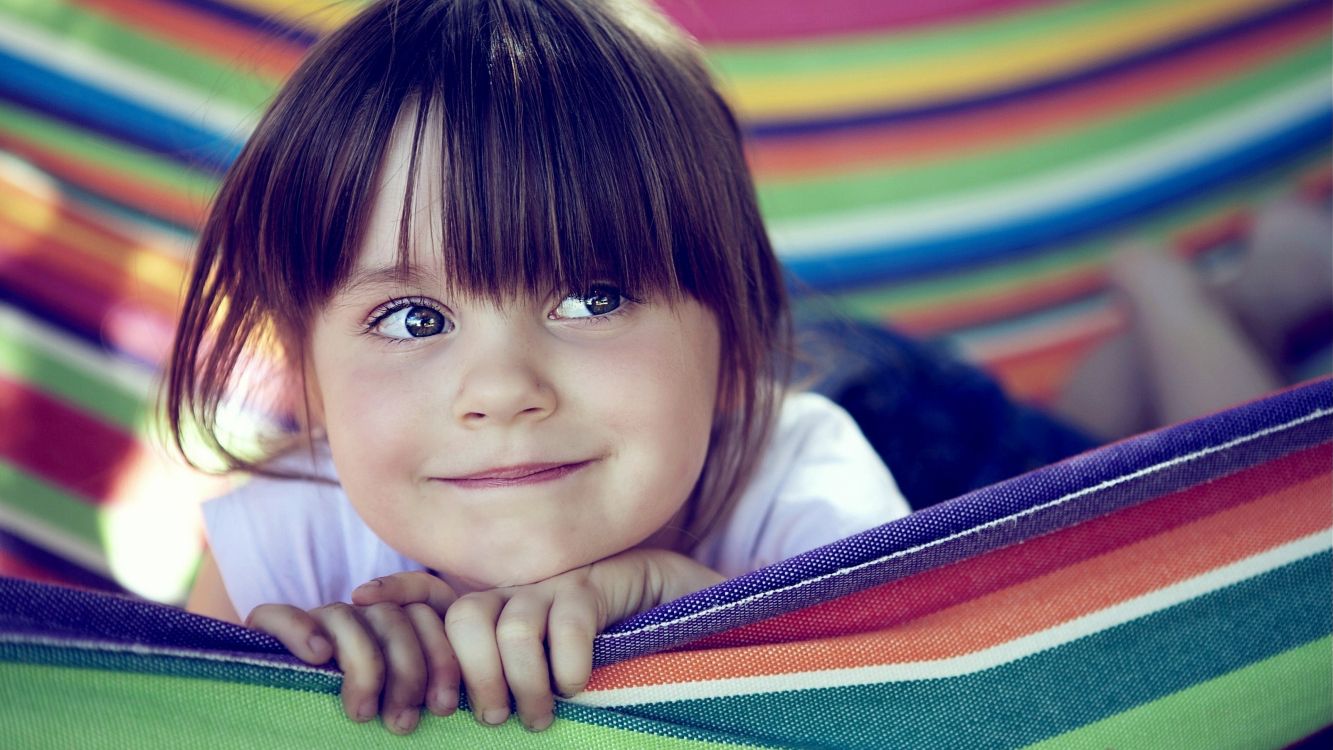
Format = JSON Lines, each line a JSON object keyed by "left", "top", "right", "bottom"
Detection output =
{"left": 550, "top": 285, "right": 624, "bottom": 319}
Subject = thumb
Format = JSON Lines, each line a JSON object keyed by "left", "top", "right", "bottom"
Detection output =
{"left": 351, "top": 570, "right": 457, "bottom": 613}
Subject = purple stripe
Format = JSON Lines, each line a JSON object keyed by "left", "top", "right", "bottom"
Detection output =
{"left": 592, "top": 378, "right": 1332, "bottom": 664}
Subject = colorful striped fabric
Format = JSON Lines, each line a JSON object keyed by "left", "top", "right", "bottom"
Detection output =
{"left": 0, "top": 1, "right": 1329, "bottom": 610}
{"left": 1, "top": 378, "right": 1328, "bottom": 748}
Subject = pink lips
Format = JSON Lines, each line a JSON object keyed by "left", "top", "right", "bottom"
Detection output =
{"left": 437, "top": 460, "right": 592, "bottom": 489}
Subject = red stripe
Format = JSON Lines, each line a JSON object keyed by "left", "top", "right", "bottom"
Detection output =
{"left": 657, "top": 0, "right": 1055, "bottom": 45}
{"left": 0, "top": 376, "right": 140, "bottom": 505}
{"left": 685, "top": 442, "right": 1331, "bottom": 649}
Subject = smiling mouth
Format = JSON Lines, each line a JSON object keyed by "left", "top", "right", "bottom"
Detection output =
{"left": 435, "top": 460, "right": 594, "bottom": 489}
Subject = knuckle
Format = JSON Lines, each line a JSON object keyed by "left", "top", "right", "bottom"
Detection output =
{"left": 347, "top": 651, "right": 386, "bottom": 688}
{"left": 444, "top": 596, "right": 494, "bottom": 628}
{"left": 316, "top": 601, "right": 356, "bottom": 618}
{"left": 364, "top": 601, "right": 407, "bottom": 622}
{"left": 495, "top": 619, "right": 541, "bottom": 648}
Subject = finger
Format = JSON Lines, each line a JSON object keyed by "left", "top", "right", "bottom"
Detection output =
{"left": 405, "top": 602, "right": 460, "bottom": 717}
{"left": 362, "top": 603, "right": 426, "bottom": 735}
{"left": 309, "top": 603, "right": 385, "bottom": 724}
{"left": 546, "top": 584, "right": 599, "bottom": 699}
{"left": 245, "top": 604, "right": 335, "bottom": 665}
{"left": 353, "top": 571, "right": 458, "bottom": 613}
{"left": 495, "top": 592, "right": 556, "bottom": 731}
{"left": 444, "top": 592, "right": 510, "bottom": 727}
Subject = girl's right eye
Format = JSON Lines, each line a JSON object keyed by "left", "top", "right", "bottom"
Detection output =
{"left": 367, "top": 300, "right": 454, "bottom": 340}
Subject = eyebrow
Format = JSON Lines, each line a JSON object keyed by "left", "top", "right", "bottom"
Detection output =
{"left": 336, "top": 265, "right": 438, "bottom": 297}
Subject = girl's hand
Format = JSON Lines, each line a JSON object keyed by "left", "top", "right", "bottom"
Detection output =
{"left": 444, "top": 549, "right": 723, "bottom": 732}
{"left": 244, "top": 571, "right": 460, "bottom": 735}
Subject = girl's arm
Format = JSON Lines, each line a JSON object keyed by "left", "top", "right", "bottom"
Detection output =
{"left": 186, "top": 549, "right": 241, "bottom": 624}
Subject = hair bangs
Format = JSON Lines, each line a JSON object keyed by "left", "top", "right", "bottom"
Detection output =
{"left": 377, "top": 0, "right": 729, "bottom": 306}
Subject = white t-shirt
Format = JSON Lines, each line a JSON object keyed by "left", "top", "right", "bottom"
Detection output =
{"left": 203, "top": 392, "right": 910, "bottom": 619}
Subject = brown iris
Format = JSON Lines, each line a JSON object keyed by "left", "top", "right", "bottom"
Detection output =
{"left": 404, "top": 306, "right": 446, "bottom": 337}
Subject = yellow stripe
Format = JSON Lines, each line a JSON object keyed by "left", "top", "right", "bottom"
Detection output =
{"left": 729, "top": 0, "right": 1284, "bottom": 119}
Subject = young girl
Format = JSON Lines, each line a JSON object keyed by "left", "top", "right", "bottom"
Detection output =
{"left": 169, "top": 0, "right": 909, "bottom": 735}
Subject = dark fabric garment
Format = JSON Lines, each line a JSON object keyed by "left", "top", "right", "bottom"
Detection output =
{"left": 797, "top": 319, "right": 1100, "bottom": 510}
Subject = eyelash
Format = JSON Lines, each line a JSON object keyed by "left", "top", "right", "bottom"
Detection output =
{"left": 362, "top": 295, "right": 440, "bottom": 338}
{"left": 360, "top": 289, "right": 638, "bottom": 340}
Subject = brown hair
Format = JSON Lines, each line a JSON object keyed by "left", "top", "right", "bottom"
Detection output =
{"left": 165, "top": 0, "right": 791, "bottom": 548}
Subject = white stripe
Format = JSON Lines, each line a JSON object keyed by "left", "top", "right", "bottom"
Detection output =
{"left": 0, "top": 630, "right": 340, "bottom": 679}
{"left": 599, "top": 405, "right": 1333, "bottom": 642}
{"left": 768, "top": 75, "right": 1332, "bottom": 258}
{"left": 0, "top": 16, "right": 259, "bottom": 143}
{"left": 576, "top": 532, "right": 1331, "bottom": 707}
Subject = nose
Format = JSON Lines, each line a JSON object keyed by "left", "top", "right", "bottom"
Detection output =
{"left": 451, "top": 328, "right": 556, "bottom": 428}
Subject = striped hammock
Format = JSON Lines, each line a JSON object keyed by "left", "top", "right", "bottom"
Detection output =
{"left": 2, "top": 377, "right": 1328, "bottom": 748}
{"left": 2, "top": 0, "right": 1330, "bottom": 602}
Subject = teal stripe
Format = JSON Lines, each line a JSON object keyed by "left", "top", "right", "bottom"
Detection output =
{"left": 616, "top": 551, "right": 1333, "bottom": 750}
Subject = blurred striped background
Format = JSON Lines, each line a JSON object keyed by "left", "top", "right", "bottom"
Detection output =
{"left": 0, "top": 0, "right": 1329, "bottom": 601}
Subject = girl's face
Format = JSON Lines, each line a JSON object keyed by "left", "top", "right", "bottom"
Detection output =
{"left": 304, "top": 124, "right": 720, "bottom": 592}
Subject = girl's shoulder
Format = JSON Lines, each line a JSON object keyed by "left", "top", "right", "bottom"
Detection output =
{"left": 200, "top": 443, "right": 417, "bottom": 617}
{"left": 694, "top": 391, "right": 911, "bottom": 577}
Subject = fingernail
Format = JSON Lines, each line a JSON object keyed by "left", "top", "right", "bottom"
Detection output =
{"left": 393, "top": 708, "right": 419, "bottom": 733}
{"left": 481, "top": 708, "right": 508, "bottom": 726}
{"left": 356, "top": 579, "right": 382, "bottom": 590}
{"left": 526, "top": 713, "right": 554, "bottom": 732}
{"left": 430, "top": 687, "right": 457, "bottom": 715}
{"left": 356, "top": 700, "right": 377, "bottom": 722}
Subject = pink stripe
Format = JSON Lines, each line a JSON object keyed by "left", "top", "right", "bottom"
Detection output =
{"left": 655, "top": 0, "right": 1055, "bottom": 44}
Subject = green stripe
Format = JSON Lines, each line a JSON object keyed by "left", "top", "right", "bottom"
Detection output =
{"left": 1024, "top": 636, "right": 1333, "bottom": 750}
{"left": 708, "top": 0, "right": 1170, "bottom": 80}
{"left": 0, "top": 100, "right": 220, "bottom": 200}
{"left": 616, "top": 552, "right": 1333, "bottom": 749}
{"left": 798, "top": 146, "right": 1328, "bottom": 319}
{"left": 757, "top": 40, "right": 1330, "bottom": 220}
{"left": 0, "top": 459, "right": 103, "bottom": 553}
{"left": 0, "top": 327, "right": 147, "bottom": 433}
{"left": 0, "top": 649, "right": 762, "bottom": 748}
{"left": 0, "top": 0, "right": 278, "bottom": 111}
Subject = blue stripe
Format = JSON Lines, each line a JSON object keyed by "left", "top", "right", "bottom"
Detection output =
{"left": 0, "top": 48, "right": 241, "bottom": 174}
{"left": 782, "top": 108, "right": 1332, "bottom": 290}
{"left": 745, "top": 0, "right": 1324, "bottom": 138}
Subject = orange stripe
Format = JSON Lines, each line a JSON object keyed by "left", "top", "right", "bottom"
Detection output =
{"left": 588, "top": 470, "right": 1330, "bottom": 689}
{"left": 747, "top": 6, "right": 1328, "bottom": 179}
